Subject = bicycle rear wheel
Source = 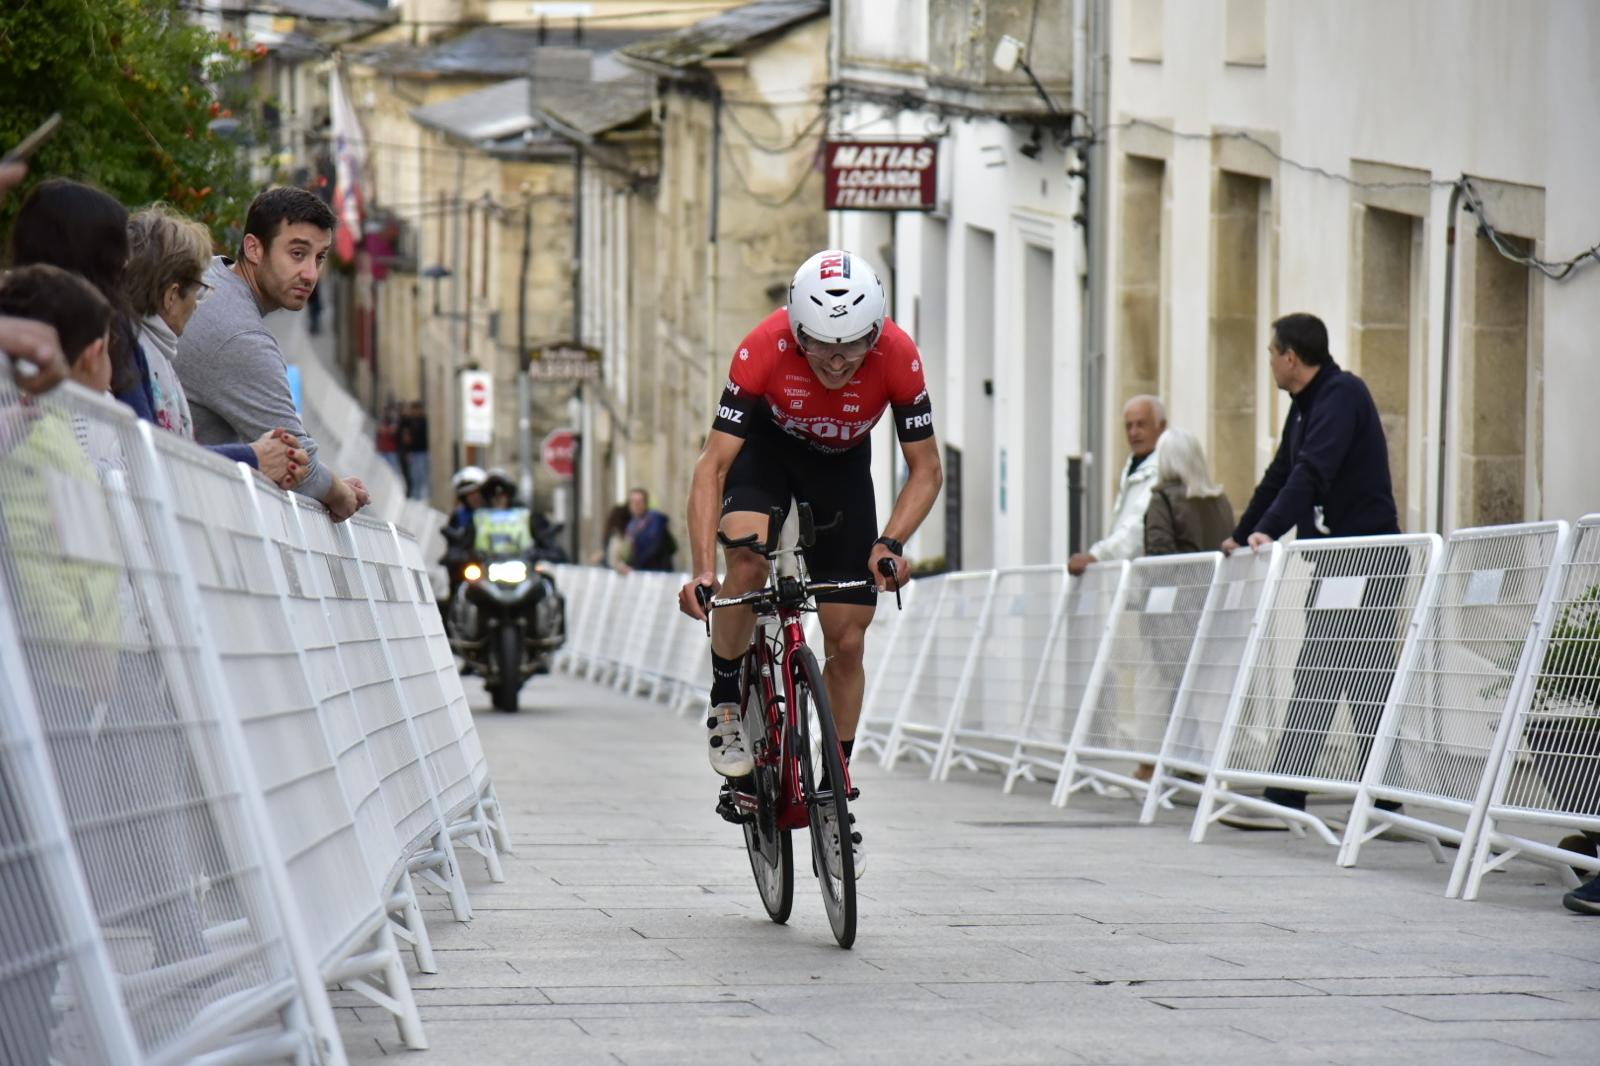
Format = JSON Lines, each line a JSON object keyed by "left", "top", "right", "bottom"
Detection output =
{"left": 741, "top": 647, "right": 792, "bottom": 923}
{"left": 794, "top": 646, "right": 856, "bottom": 948}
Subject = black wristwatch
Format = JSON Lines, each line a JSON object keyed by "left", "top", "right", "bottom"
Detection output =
{"left": 874, "top": 535, "right": 903, "bottom": 556}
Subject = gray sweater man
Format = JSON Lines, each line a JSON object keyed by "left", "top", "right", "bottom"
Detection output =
{"left": 175, "top": 187, "right": 367, "bottom": 521}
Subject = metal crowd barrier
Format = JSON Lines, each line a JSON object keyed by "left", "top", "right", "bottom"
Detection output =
{"left": 552, "top": 513, "right": 1600, "bottom": 902}
{"left": 0, "top": 376, "right": 513, "bottom": 1063}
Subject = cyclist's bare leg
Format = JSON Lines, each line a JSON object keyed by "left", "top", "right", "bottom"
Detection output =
{"left": 816, "top": 602, "right": 874, "bottom": 741}
{"left": 709, "top": 511, "right": 770, "bottom": 661}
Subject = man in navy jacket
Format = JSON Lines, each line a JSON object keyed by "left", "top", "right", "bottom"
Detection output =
{"left": 1223, "top": 313, "right": 1398, "bottom": 550}
{"left": 1221, "top": 313, "right": 1404, "bottom": 825}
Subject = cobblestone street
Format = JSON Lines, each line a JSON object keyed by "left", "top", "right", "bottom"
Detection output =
{"left": 336, "top": 676, "right": 1600, "bottom": 1065}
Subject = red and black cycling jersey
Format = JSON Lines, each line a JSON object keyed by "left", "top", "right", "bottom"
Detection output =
{"left": 711, "top": 308, "right": 935, "bottom": 454}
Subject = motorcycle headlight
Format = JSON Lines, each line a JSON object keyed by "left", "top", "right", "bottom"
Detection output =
{"left": 463, "top": 562, "right": 484, "bottom": 581}
{"left": 487, "top": 560, "right": 529, "bottom": 584}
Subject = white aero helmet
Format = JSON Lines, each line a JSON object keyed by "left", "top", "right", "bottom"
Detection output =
{"left": 452, "top": 465, "right": 487, "bottom": 496}
{"left": 787, "top": 249, "right": 887, "bottom": 347}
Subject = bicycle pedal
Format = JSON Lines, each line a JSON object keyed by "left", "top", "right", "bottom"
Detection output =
{"left": 715, "top": 783, "right": 754, "bottom": 826}
{"left": 847, "top": 787, "right": 860, "bottom": 801}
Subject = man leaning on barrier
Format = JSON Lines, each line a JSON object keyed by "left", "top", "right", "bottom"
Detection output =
{"left": 1219, "top": 312, "right": 1406, "bottom": 830}
{"left": 173, "top": 186, "right": 370, "bottom": 521}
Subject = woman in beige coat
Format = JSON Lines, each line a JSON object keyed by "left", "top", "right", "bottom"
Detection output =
{"left": 1144, "top": 428, "right": 1235, "bottom": 555}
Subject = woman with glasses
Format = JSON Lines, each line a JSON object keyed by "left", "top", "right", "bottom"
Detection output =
{"left": 124, "top": 205, "right": 308, "bottom": 487}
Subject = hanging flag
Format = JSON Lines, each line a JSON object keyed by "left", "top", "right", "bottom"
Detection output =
{"left": 328, "top": 64, "right": 367, "bottom": 262}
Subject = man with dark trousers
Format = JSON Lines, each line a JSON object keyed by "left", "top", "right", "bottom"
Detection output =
{"left": 1220, "top": 312, "right": 1404, "bottom": 828}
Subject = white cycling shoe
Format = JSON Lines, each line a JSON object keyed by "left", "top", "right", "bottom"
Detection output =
{"left": 820, "top": 806, "right": 864, "bottom": 881}
{"left": 706, "top": 703, "right": 754, "bottom": 777}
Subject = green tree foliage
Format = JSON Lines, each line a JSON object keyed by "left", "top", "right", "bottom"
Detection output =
{"left": 0, "top": 0, "right": 256, "bottom": 250}
{"left": 1536, "top": 585, "right": 1600, "bottom": 712}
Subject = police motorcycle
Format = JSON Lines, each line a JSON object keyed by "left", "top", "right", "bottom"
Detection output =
{"left": 444, "top": 471, "right": 566, "bottom": 711}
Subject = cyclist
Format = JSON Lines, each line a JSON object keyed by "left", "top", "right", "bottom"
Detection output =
{"left": 678, "top": 249, "right": 944, "bottom": 879}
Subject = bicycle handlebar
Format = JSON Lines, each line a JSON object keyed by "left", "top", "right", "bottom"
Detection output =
{"left": 714, "top": 502, "right": 846, "bottom": 558}
{"left": 705, "top": 577, "right": 876, "bottom": 613}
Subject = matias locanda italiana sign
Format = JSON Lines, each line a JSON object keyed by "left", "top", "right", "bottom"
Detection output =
{"left": 824, "top": 140, "right": 938, "bottom": 211}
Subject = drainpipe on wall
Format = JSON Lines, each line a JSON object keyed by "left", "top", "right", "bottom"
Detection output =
{"left": 572, "top": 147, "right": 586, "bottom": 563}
{"left": 1074, "top": 0, "right": 1110, "bottom": 546}
{"left": 1435, "top": 178, "right": 1466, "bottom": 535}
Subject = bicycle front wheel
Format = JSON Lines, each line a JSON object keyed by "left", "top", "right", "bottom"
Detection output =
{"left": 741, "top": 648, "right": 792, "bottom": 923}
{"left": 794, "top": 646, "right": 856, "bottom": 948}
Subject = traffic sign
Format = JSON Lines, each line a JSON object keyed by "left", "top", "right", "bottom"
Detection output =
{"left": 461, "top": 370, "right": 493, "bottom": 445}
{"left": 541, "top": 427, "right": 578, "bottom": 479}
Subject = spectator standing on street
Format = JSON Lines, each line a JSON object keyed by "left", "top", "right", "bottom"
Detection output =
{"left": 173, "top": 186, "right": 369, "bottom": 521}
{"left": 1220, "top": 312, "right": 1403, "bottom": 829}
{"left": 123, "top": 205, "right": 307, "bottom": 488}
{"left": 1069, "top": 395, "right": 1166, "bottom": 575}
{"left": 11, "top": 179, "right": 156, "bottom": 420}
{"left": 1144, "top": 428, "right": 1235, "bottom": 556}
{"left": 401, "top": 400, "right": 430, "bottom": 501}
{"left": 377, "top": 402, "right": 403, "bottom": 477}
{"left": 0, "top": 160, "right": 68, "bottom": 394}
{"left": 1130, "top": 427, "right": 1235, "bottom": 781}
{"left": 625, "top": 488, "right": 674, "bottom": 571}
{"left": 595, "top": 503, "right": 634, "bottom": 573}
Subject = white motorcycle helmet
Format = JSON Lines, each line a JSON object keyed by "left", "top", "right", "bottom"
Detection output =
{"left": 787, "top": 249, "right": 887, "bottom": 348}
{"left": 452, "top": 465, "right": 487, "bottom": 497}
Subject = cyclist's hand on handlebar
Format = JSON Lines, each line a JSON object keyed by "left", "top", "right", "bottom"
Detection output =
{"left": 867, "top": 542, "right": 907, "bottom": 592}
{"left": 679, "top": 573, "right": 719, "bottom": 621}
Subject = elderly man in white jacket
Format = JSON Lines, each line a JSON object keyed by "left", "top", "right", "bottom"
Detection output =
{"left": 1069, "top": 395, "right": 1167, "bottom": 575}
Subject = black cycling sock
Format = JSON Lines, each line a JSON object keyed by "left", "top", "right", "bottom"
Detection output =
{"left": 821, "top": 740, "right": 855, "bottom": 794}
{"left": 709, "top": 652, "right": 742, "bottom": 707}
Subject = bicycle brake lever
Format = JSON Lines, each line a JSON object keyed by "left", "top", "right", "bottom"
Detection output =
{"left": 694, "top": 583, "right": 713, "bottom": 636}
{"left": 877, "top": 557, "right": 902, "bottom": 610}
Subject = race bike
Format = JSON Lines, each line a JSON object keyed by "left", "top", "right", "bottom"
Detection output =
{"left": 698, "top": 503, "right": 900, "bottom": 948}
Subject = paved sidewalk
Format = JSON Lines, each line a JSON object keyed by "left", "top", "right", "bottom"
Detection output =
{"left": 336, "top": 675, "right": 1600, "bottom": 1065}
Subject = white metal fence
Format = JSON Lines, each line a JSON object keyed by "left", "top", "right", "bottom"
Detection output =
{"left": 548, "top": 511, "right": 1600, "bottom": 903}
{"left": 0, "top": 375, "right": 511, "bottom": 1063}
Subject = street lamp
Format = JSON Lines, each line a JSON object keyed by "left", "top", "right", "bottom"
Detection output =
{"left": 992, "top": 34, "right": 1062, "bottom": 116}
{"left": 421, "top": 263, "right": 452, "bottom": 315}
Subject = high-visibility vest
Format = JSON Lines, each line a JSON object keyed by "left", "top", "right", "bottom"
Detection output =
{"left": 474, "top": 507, "right": 533, "bottom": 555}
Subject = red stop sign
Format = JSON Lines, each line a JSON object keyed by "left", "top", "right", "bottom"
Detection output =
{"left": 469, "top": 379, "right": 488, "bottom": 407}
{"left": 541, "top": 428, "right": 577, "bottom": 479}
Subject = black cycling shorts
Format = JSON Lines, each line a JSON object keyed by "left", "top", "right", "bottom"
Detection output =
{"left": 721, "top": 424, "right": 878, "bottom": 606}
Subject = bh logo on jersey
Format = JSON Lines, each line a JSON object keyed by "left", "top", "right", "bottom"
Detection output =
{"left": 818, "top": 253, "right": 851, "bottom": 281}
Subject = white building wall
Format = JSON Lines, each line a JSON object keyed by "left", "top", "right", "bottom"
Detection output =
{"left": 1106, "top": 0, "right": 1600, "bottom": 528}
{"left": 831, "top": 101, "right": 1086, "bottom": 570}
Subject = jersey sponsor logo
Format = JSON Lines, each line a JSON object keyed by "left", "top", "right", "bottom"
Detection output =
{"left": 778, "top": 416, "right": 872, "bottom": 445}
{"left": 777, "top": 339, "right": 788, "bottom": 353}
{"left": 717, "top": 405, "right": 745, "bottom": 424}
{"left": 818, "top": 253, "right": 851, "bottom": 280}
{"left": 784, "top": 374, "right": 810, "bottom": 383}
{"left": 738, "top": 347, "right": 750, "bottom": 360}
{"left": 725, "top": 379, "right": 741, "bottom": 395}
{"left": 789, "top": 399, "right": 805, "bottom": 410}
{"left": 903, "top": 412, "right": 933, "bottom": 430}
{"left": 783, "top": 387, "right": 809, "bottom": 398}
{"left": 842, "top": 404, "right": 860, "bottom": 413}
{"left": 911, "top": 388, "right": 927, "bottom": 404}
{"left": 911, "top": 359, "right": 920, "bottom": 372}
